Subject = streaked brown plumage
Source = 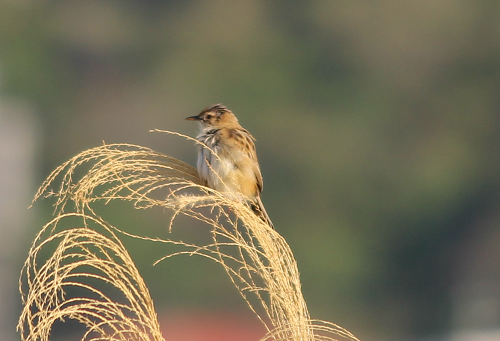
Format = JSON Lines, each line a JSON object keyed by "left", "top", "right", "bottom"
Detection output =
{"left": 186, "top": 104, "right": 274, "bottom": 229}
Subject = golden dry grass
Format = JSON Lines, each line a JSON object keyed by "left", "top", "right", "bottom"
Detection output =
{"left": 19, "top": 131, "right": 361, "bottom": 341}
{"left": 19, "top": 213, "right": 163, "bottom": 341}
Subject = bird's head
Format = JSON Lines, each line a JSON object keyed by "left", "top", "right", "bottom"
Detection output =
{"left": 186, "top": 104, "right": 239, "bottom": 128}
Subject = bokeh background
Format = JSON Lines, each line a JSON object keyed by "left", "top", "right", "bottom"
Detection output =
{"left": 1, "top": 1, "right": 500, "bottom": 340}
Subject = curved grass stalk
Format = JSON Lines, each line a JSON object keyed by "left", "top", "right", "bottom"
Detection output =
{"left": 19, "top": 213, "right": 164, "bottom": 341}
{"left": 20, "top": 133, "right": 361, "bottom": 341}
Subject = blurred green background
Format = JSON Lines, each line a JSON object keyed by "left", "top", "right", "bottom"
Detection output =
{"left": 1, "top": 1, "right": 500, "bottom": 340}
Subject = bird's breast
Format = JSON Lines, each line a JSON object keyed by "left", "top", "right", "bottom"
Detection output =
{"left": 196, "top": 131, "right": 258, "bottom": 199}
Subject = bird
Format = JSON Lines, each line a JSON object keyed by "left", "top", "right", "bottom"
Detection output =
{"left": 186, "top": 104, "right": 274, "bottom": 229}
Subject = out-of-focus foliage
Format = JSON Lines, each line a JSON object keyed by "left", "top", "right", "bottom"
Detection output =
{"left": 2, "top": 0, "right": 500, "bottom": 339}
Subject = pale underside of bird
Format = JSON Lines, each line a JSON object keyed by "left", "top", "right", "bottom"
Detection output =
{"left": 186, "top": 104, "right": 274, "bottom": 229}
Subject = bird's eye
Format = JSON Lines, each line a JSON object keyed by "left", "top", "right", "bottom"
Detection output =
{"left": 205, "top": 114, "right": 212, "bottom": 120}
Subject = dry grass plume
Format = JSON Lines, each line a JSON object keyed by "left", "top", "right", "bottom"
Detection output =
{"left": 19, "top": 131, "right": 361, "bottom": 341}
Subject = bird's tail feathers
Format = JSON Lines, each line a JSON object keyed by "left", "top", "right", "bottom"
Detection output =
{"left": 251, "top": 196, "right": 274, "bottom": 229}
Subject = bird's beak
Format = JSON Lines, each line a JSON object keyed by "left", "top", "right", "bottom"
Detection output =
{"left": 185, "top": 115, "right": 201, "bottom": 121}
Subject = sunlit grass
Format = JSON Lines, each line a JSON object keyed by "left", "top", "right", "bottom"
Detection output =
{"left": 19, "top": 132, "right": 360, "bottom": 341}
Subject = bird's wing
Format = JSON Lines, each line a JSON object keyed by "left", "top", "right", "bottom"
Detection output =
{"left": 241, "top": 131, "right": 263, "bottom": 193}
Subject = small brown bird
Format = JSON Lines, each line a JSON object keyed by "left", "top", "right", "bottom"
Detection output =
{"left": 186, "top": 104, "right": 273, "bottom": 229}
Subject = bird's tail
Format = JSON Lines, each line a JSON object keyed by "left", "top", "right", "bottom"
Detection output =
{"left": 251, "top": 196, "right": 274, "bottom": 229}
